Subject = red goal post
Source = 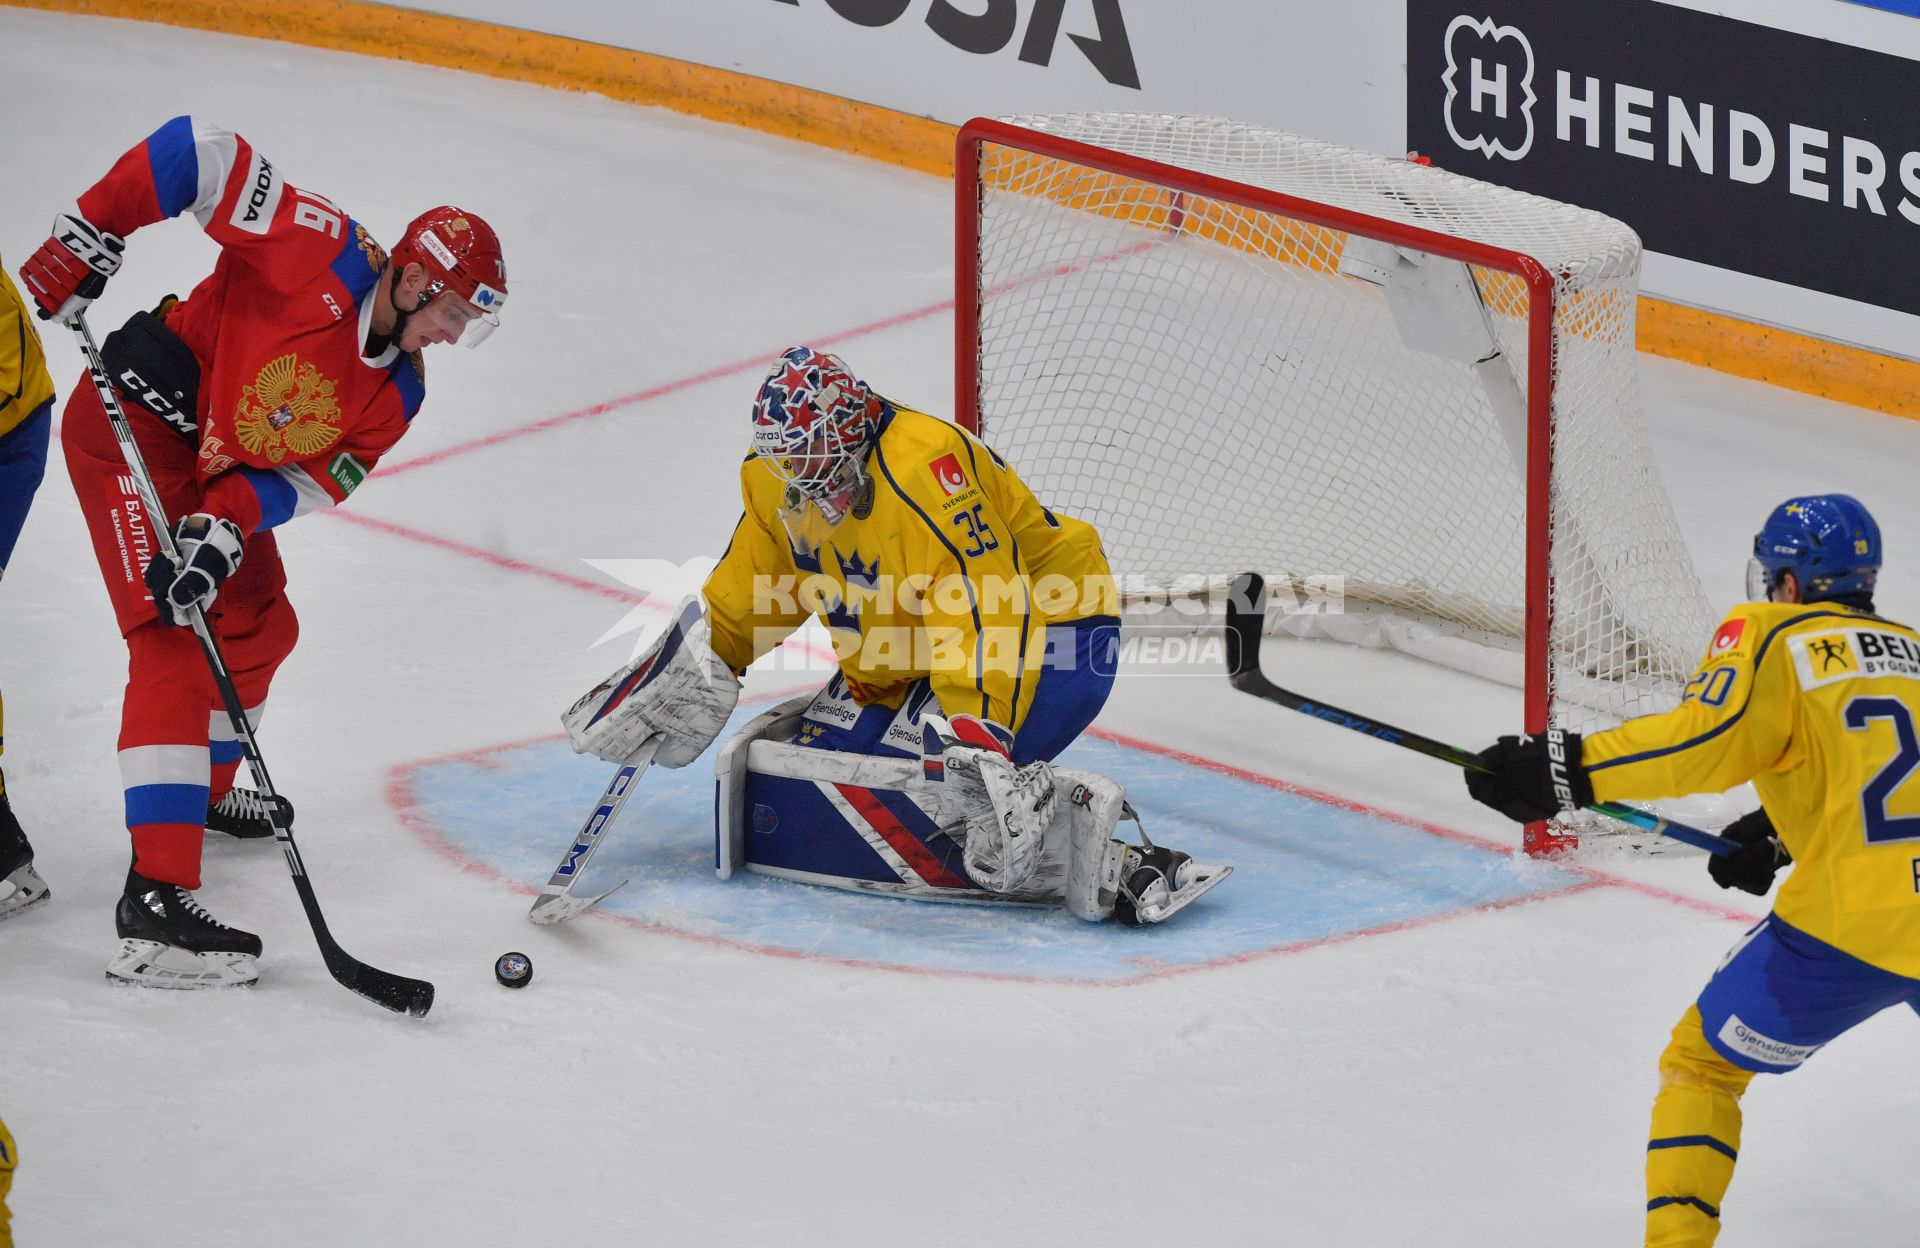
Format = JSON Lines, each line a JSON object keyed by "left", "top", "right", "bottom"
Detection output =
{"left": 952, "top": 114, "right": 1714, "bottom": 855}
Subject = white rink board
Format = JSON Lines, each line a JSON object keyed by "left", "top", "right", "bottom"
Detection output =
{"left": 390, "top": 0, "right": 1920, "bottom": 358}
{"left": 1, "top": 10, "right": 1919, "bottom": 1247}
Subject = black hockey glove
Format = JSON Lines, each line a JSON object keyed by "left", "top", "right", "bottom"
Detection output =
{"left": 144, "top": 513, "right": 245, "bottom": 626}
{"left": 1463, "top": 730, "right": 1592, "bottom": 824}
{"left": 1706, "top": 808, "right": 1790, "bottom": 896}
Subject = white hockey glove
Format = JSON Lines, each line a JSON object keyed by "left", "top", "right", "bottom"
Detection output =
{"left": 562, "top": 598, "right": 740, "bottom": 769}
{"left": 142, "top": 513, "right": 245, "bottom": 626}
{"left": 932, "top": 715, "right": 1056, "bottom": 894}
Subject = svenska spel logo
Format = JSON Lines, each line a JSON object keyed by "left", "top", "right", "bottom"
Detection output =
{"left": 929, "top": 453, "right": 970, "bottom": 496}
{"left": 1709, "top": 618, "right": 1747, "bottom": 657}
{"left": 1443, "top": 14, "right": 1536, "bottom": 161}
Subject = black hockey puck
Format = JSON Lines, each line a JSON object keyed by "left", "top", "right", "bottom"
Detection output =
{"left": 494, "top": 951, "right": 533, "bottom": 989}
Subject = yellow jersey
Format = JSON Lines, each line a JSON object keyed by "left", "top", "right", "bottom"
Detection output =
{"left": 1586, "top": 601, "right": 1920, "bottom": 977}
{"left": 0, "top": 1111, "right": 14, "bottom": 1248}
{"left": 703, "top": 404, "right": 1115, "bottom": 734}
{"left": 0, "top": 261, "right": 56, "bottom": 438}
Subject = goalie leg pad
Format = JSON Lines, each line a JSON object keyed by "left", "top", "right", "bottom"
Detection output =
{"left": 1061, "top": 772, "right": 1130, "bottom": 921}
{"left": 1055, "top": 775, "right": 1233, "bottom": 924}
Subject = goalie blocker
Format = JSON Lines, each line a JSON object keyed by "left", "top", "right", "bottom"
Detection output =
{"left": 713, "top": 696, "right": 1230, "bottom": 925}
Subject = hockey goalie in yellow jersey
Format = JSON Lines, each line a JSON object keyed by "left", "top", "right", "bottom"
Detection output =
{"left": 562, "top": 348, "right": 1230, "bottom": 924}
{"left": 1463, "top": 493, "right": 1915, "bottom": 1246}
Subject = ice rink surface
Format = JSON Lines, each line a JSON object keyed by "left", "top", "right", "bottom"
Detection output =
{"left": 3, "top": 11, "right": 1918, "bottom": 1245}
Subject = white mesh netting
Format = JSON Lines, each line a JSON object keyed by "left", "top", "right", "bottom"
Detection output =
{"left": 966, "top": 112, "right": 1714, "bottom": 736}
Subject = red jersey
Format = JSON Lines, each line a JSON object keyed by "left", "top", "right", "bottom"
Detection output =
{"left": 77, "top": 116, "right": 425, "bottom": 534}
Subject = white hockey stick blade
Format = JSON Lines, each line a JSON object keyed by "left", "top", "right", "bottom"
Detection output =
{"left": 528, "top": 877, "right": 631, "bottom": 925}
{"left": 526, "top": 738, "right": 661, "bottom": 925}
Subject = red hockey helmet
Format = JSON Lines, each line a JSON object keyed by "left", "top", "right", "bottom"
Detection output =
{"left": 389, "top": 206, "right": 507, "bottom": 347}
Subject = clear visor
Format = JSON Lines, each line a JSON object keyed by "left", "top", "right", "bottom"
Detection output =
{"left": 1746, "top": 557, "right": 1776, "bottom": 601}
{"left": 417, "top": 285, "right": 503, "bottom": 349}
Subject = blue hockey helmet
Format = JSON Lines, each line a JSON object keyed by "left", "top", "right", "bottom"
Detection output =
{"left": 1747, "top": 494, "right": 1881, "bottom": 603}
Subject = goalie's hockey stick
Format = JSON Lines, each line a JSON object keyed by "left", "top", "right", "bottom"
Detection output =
{"left": 1223, "top": 572, "right": 1735, "bottom": 857}
{"left": 527, "top": 736, "right": 662, "bottom": 925}
{"left": 72, "top": 314, "right": 436, "bottom": 1016}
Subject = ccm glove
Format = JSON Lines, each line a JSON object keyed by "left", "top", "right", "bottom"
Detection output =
{"left": 1463, "top": 730, "right": 1592, "bottom": 824}
{"left": 1706, "top": 808, "right": 1790, "bottom": 896}
{"left": 143, "top": 513, "right": 245, "bottom": 625}
{"left": 19, "top": 213, "right": 125, "bottom": 321}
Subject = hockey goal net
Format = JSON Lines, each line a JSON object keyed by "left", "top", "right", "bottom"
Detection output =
{"left": 955, "top": 113, "right": 1715, "bottom": 853}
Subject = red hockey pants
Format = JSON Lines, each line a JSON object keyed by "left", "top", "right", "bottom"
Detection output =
{"left": 63, "top": 381, "right": 298, "bottom": 888}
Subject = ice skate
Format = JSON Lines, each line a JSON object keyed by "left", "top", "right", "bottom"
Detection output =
{"left": 0, "top": 792, "right": 49, "bottom": 921}
{"left": 107, "top": 869, "right": 262, "bottom": 989}
{"left": 206, "top": 786, "right": 283, "bottom": 840}
{"left": 1112, "top": 834, "right": 1232, "bottom": 927}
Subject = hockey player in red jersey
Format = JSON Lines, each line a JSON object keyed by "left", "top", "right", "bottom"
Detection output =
{"left": 19, "top": 116, "right": 507, "bottom": 988}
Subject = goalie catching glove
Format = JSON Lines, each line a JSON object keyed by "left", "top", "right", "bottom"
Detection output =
{"left": 926, "top": 715, "right": 1057, "bottom": 894}
{"left": 562, "top": 598, "right": 740, "bottom": 768}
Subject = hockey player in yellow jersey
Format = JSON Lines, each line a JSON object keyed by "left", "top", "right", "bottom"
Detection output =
{"left": 563, "top": 347, "right": 1230, "bottom": 924}
{"left": 0, "top": 1112, "right": 14, "bottom": 1247}
{"left": 1464, "top": 493, "right": 1914, "bottom": 1247}
{"left": 0, "top": 260, "right": 56, "bottom": 922}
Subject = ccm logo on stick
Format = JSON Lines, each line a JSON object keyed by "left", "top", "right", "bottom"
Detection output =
{"left": 769, "top": 0, "right": 1139, "bottom": 88}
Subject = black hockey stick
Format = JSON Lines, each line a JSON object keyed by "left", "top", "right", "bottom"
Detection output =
{"left": 1223, "top": 572, "right": 1734, "bottom": 857}
{"left": 72, "top": 313, "right": 435, "bottom": 1015}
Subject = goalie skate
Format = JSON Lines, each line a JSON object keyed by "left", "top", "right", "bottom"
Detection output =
{"left": 1113, "top": 840, "right": 1232, "bottom": 927}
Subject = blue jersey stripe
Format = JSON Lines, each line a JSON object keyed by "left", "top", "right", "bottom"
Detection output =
{"left": 125, "top": 781, "right": 209, "bottom": 828}
{"left": 874, "top": 443, "right": 987, "bottom": 719}
{"left": 387, "top": 354, "right": 426, "bottom": 423}
{"left": 329, "top": 220, "right": 383, "bottom": 308}
{"left": 145, "top": 116, "right": 201, "bottom": 218}
{"left": 241, "top": 467, "right": 299, "bottom": 530}
{"left": 1588, "top": 609, "right": 1864, "bottom": 773}
{"left": 1646, "top": 1195, "right": 1720, "bottom": 1219}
